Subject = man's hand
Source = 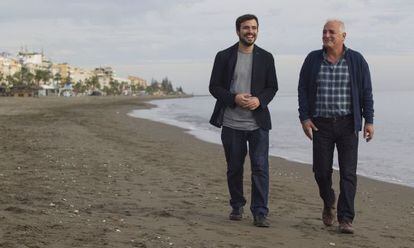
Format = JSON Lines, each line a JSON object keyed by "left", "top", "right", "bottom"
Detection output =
{"left": 235, "top": 93, "right": 252, "bottom": 108}
{"left": 364, "top": 123, "right": 374, "bottom": 142}
{"left": 245, "top": 96, "right": 260, "bottom": 110}
{"left": 301, "top": 120, "right": 318, "bottom": 140}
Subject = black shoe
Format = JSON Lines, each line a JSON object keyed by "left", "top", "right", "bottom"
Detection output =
{"left": 253, "top": 215, "right": 270, "bottom": 227}
{"left": 229, "top": 207, "right": 243, "bottom": 221}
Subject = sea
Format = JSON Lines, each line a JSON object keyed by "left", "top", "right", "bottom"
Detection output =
{"left": 128, "top": 91, "right": 414, "bottom": 188}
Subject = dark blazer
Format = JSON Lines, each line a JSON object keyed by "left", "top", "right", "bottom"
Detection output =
{"left": 298, "top": 47, "right": 374, "bottom": 131}
{"left": 209, "top": 43, "right": 278, "bottom": 130}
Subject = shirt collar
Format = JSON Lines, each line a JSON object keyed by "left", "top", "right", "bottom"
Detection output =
{"left": 322, "top": 45, "right": 348, "bottom": 63}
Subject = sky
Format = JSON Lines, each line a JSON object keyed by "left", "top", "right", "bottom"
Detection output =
{"left": 1, "top": 0, "right": 413, "bottom": 94}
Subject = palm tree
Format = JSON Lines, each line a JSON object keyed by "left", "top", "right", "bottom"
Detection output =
{"left": 19, "top": 67, "right": 35, "bottom": 86}
{"left": 11, "top": 68, "right": 34, "bottom": 86}
{"left": 6, "top": 75, "right": 16, "bottom": 86}
{"left": 35, "top": 70, "right": 42, "bottom": 86}
{"left": 85, "top": 76, "right": 100, "bottom": 91}
{"left": 73, "top": 81, "right": 84, "bottom": 95}
{"left": 35, "top": 70, "right": 52, "bottom": 86}
{"left": 54, "top": 73, "right": 62, "bottom": 87}
{"left": 109, "top": 79, "right": 120, "bottom": 95}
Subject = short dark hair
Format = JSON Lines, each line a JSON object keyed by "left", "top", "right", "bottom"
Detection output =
{"left": 236, "top": 14, "right": 259, "bottom": 31}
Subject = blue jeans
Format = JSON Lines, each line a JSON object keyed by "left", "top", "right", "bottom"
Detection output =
{"left": 312, "top": 116, "right": 358, "bottom": 222}
{"left": 221, "top": 126, "right": 269, "bottom": 217}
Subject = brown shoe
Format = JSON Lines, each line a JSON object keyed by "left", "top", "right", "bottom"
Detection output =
{"left": 322, "top": 206, "right": 335, "bottom": 226}
{"left": 338, "top": 221, "right": 354, "bottom": 234}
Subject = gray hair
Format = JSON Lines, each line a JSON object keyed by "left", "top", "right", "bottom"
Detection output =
{"left": 325, "top": 19, "right": 346, "bottom": 33}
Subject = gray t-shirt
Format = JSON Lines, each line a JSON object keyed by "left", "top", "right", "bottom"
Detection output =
{"left": 223, "top": 51, "right": 259, "bottom": 131}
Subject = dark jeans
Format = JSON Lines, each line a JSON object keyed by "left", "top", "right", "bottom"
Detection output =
{"left": 312, "top": 115, "right": 358, "bottom": 223}
{"left": 221, "top": 126, "right": 269, "bottom": 217}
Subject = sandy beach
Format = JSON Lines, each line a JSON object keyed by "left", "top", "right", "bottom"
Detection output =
{"left": 0, "top": 96, "right": 413, "bottom": 248}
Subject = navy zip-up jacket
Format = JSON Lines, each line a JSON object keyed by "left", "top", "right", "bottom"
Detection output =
{"left": 298, "top": 47, "right": 374, "bottom": 131}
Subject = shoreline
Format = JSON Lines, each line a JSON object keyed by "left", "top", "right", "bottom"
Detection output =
{"left": 0, "top": 96, "right": 413, "bottom": 247}
{"left": 131, "top": 96, "right": 414, "bottom": 189}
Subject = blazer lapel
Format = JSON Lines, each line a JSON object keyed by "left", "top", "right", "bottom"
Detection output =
{"left": 227, "top": 43, "right": 238, "bottom": 88}
{"left": 251, "top": 45, "right": 260, "bottom": 95}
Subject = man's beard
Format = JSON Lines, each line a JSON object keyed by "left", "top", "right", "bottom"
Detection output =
{"left": 239, "top": 35, "right": 256, "bottom": 46}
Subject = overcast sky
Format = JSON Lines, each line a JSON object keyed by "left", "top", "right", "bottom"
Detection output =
{"left": 1, "top": 0, "right": 413, "bottom": 93}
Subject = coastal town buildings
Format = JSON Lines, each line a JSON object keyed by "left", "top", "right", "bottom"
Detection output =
{"left": 0, "top": 49, "right": 153, "bottom": 96}
{"left": 18, "top": 51, "right": 43, "bottom": 65}
{"left": 128, "top": 76, "right": 148, "bottom": 89}
{"left": 18, "top": 51, "right": 52, "bottom": 73}
{"left": 94, "top": 66, "right": 113, "bottom": 89}
{"left": 51, "top": 63, "right": 70, "bottom": 82}
{"left": 0, "top": 54, "right": 21, "bottom": 81}
{"left": 70, "top": 67, "right": 93, "bottom": 83}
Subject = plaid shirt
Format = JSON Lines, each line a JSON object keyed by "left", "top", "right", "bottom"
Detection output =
{"left": 314, "top": 49, "right": 352, "bottom": 118}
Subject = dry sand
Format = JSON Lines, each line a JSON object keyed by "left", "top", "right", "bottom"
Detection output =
{"left": 0, "top": 96, "right": 413, "bottom": 248}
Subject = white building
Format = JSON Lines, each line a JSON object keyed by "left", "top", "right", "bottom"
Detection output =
{"left": 94, "top": 67, "right": 113, "bottom": 89}
{"left": 18, "top": 52, "right": 43, "bottom": 65}
{"left": 71, "top": 67, "right": 93, "bottom": 84}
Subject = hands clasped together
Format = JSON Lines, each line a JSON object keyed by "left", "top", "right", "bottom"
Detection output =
{"left": 235, "top": 93, "right": 260, "bottom": 111}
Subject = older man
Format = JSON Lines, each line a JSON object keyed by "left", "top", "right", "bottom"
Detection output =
{"left": 298, "top": 19, "right": 374, "bottom": 234}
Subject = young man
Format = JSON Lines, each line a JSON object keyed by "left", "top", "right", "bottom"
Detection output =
{"left": 209, "top": 14, "right": 278, "bottom": 227}
{"left": 298, "top": 19, "right": 374, "bottom": 234}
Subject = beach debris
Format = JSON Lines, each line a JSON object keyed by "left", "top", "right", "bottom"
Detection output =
{"left": 115, "top": 228, "right": 121, "bottom": 232}
{"left": 74, "top": 209, "right": 79, "bottom": 214}
{"left": 102, "top": 219, "right": 106, "bottom": 223}
{"left": 169, "top": 242, "right": 173, "bottom": 246}
{"left": 329, "top": 242, "right": 336, "bottom": 246}
{"left": 49, "top": 202, "right": 56, "bottom": 207}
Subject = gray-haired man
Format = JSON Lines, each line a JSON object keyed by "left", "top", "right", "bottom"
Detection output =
{"left": 298, "top": 19, "right": 374, "bottom": 234}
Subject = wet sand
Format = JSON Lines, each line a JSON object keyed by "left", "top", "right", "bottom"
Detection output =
{"left": 0, "top": 96, "right": 413, "bottom": 248}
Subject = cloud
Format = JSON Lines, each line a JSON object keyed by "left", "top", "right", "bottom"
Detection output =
{"left": 1, "top": 0, "right": 412, "bottom": 61}
{"left": 0, "top": 0, "right": 413, "bottom": 93}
